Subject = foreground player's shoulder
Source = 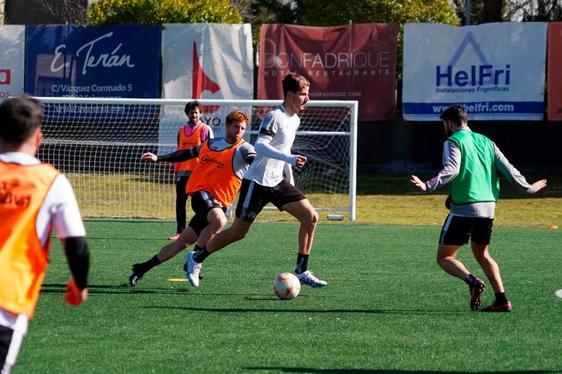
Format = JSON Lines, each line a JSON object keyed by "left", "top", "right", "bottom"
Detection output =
{"left": 265, "top": 107, "right": 286, "bottom": 122}
{"left": 49, "top": 173, "right": 77, "bottom": 201}
{"left": 260, "top": 108, "right": 283, "bottom": 132}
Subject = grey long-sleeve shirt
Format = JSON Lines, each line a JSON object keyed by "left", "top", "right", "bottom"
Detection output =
{"left": 425, "top": 127, "right": 536, "bottom": 218}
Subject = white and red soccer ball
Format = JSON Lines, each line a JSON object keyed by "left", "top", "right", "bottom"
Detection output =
{"left": 273, "top": 272, "right": 301, "bottom": 300}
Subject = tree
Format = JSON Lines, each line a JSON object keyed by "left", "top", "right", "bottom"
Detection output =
{"left": 517, "top": 0, "right": 562, "bottom": 21}
{"left": 480, "top": 0, "right": 503, "bottom": 23}
{"left": 87, "top": 0, "right": 243, "bottom": 25}
{"left": 32, "top": 0, "right": 89, "bottom": 24}
{"left": 290, "top": 0, "right": 458, "bottom": 82}
{"left": 452, "top": 0, "right": 562, "bottom": 24}
{"left": 249, "top": 0, "right": 301, "bottom": 24}
{"left": 300, "top": 0, "right": 458, "bottom": 26}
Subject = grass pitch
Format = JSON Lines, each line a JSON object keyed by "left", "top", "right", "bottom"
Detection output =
{"left": 16, "top": 221, "right": 562, "bottom": 373}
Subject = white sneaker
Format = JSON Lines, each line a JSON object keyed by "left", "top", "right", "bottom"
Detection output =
{"left": 186, "top": 251, "right": 202, "bottom": 287}
{"left": 296, "top": 270, "right": 327, "bottom": 288}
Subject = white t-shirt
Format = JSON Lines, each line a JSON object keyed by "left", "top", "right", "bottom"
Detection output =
{"left": 0, "top": 152, "right": 86, "bottom": 331}
{"left": 244, "top": 105, "right": 300, "bottom": 187}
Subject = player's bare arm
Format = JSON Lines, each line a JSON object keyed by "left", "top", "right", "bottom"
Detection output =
{"left": 141, "top": 147, "right": 201, "bottom": 163}
{"left": 530, "top": 179, "right": 547, "bottom": 193}
{"left": 409, "top": 175, "right": 427, "bottom": 191}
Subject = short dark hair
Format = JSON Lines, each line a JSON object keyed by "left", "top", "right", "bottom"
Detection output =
{"left": 184, "top": 101, "right": 200, "bottom": 116}
{"left": 0, "top": 97, "right": 43, "bottom": 145}
{"left": 440, "top": 104, "right": 468, "bottom": 126}
{"left": 282, "top": 72, "right": 310, "bottom": 97}
{"left": 226, "top": 110, "right": 249, "bottom": 126}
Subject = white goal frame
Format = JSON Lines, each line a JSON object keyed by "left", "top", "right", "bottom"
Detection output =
{"left": 35, "top": 97, "right": 358, "bottom": 221}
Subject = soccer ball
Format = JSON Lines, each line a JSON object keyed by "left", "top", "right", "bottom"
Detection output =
{"left": 273, "top": 272, "right": 301, "bottom": 300}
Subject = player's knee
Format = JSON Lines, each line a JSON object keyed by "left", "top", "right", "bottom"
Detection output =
{"left": 176, "top": 236, "right": 190, "bottom": 248}
{"left": 176, "top": 230, "right": 195, "bottom": 247}
{"left": 474, "top": 251, "right": 492, "bottom": 265}
{"left": 472, "top": 251, "right": 484, "bottom": 263}
{"left": 232, "top": 225, "right": 250, "bottom": 241}
{"left": 311, "top": 210, "right": 319, "bottom": 224}
{"left": 300, "top": 208, "right": 318, "bottom": 228}
{"left": 210, "top": 215, "right": 228, "bottom": 231}
{"left": 436, "top": 252, "right": 448, "bottom": 267}
{"left": 218, "top": 214, "right": 228, "bottom": 229}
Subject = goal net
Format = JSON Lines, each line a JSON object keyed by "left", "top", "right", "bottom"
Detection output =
{"left": 36, "top": 97, "right": 357, "bottom": 221}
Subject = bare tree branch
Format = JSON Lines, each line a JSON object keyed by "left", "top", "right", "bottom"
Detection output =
{"left": 230, "top": 0, "right": 254, "bottom": 23}
{"left": 37, "top": 0, "right": 88, "bottom": 24}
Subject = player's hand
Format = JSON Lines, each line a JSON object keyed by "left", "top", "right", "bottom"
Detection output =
{"left": 64, "top": 279, "right": 88, "bottom": 306}
{"left": 409, "top": 175, "right": 427, "bottom": 192}
{"left": 529, "top": 179, "right": 547, "bottom": 193}
{"left": 140, "top": 152, "right": 158, "bottom": 162}
{"left": 295, "top": 155, "right": 307, "bottom": 169}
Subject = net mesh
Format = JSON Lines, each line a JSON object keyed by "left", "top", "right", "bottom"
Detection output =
{"left": 38, "top": 99, "right": 355, "bottom": 220}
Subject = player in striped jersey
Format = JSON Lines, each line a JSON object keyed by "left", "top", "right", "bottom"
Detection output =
{"left": 128, "top": 111, "right": 255, "bottom": 286}
{"left": 186, "top": 72, "right": 327, "bottom": 288}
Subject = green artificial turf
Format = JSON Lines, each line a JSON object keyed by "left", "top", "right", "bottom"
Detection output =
{"left": 15, "top": 221, "right": 562, "bottom": 373}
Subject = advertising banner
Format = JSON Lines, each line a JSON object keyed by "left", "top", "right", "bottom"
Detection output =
{"left": 403, "top": 23, "right": 547, "bottom": 121}
{"left": 547, "top": 23, "right": 562, "bottom": 121}
{"left": 0, "top": 25, "right": 25, "bottom": 99}
{"left": 258, "top": 23, "right": 398, "bottom": 121}
{"left": 161, "top": 23, "right": 253, "bottom": 141}
{"left": 25, "top": 25, "right": 161, "bottom": 98}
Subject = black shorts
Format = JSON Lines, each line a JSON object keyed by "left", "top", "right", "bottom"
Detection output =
{"left": 235, "top": 179, "right": 305, "bottom": 222}
{"left": 439, "top": 215, "right": 494, "bottom": 246}
{"left": 0, "top": 324, "right": 24, "bottom": 371}
{"left": 0, "top": 325, "right": 12, "bottom": 369}
{"left": 188, "top": 190, "right": 225, "bottom": 235}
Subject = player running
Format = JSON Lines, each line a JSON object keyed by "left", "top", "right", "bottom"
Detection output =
{"left": 128, "top": 110, "right": 255, "bottom": 286}
{"left": 186, "top": 72, "right": 327, "bottom": 288}
{"left": 0, "top": 97, "right": 90, "bottom": 373}
{"left": 410, "top": 104, "right": 547, "bottom": 312}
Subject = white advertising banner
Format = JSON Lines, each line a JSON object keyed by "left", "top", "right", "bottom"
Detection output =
{"left": 160, "top": 23, "right": 253, "bottom": 142}
{"left": 403, "top": 23, "right": 547, "bottom": 121}
{"left": 0, "top": 25, "right": 25, "bottom": 99}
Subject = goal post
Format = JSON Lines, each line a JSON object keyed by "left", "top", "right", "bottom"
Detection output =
{"left": 35, "top": 97, "right": 358, "bottom": 221}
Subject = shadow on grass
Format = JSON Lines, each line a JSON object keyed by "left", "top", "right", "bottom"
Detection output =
{"left": 243, "top": 368, "right": 558, "bottom": 374}
{"left": 141, "top": 305, "right": 464, "bottom": 316}
{"left": 41, "top": 283, "right": 187, "bottom": 295}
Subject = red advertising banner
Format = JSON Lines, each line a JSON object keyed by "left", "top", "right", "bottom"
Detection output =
{"left": 548, "top": 23, "right": 562, "bottom": 121}
{"left": 258, "top": 24, "right": 397, "bottom": 121}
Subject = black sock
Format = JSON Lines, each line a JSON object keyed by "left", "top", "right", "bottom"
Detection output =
{"left": 192, "top": 246, "right": 210, "bottom": 263}
{"left": 464, "top": 274, "right": 476, "bottom": 286}
{"left": 138, "top": 255, "right": 161, "bottom": 274}
{"left": 495, "top": 292, "right": 508, "bottom": 304}
{"left": 295, "top": 253, "right": 309, "bottom": 274}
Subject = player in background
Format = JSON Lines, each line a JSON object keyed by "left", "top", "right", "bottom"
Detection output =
{"left": 410, "top": 104, "right": 547, "bottom": 312}
{"left": 186, "top": 72, "right": 327, "bottom": 288}
{"left": 0, "top": 97, "right": 90, "bottom": 373}
{"left": 128, "top": 111, "right": 255, "bottom": 286}
{"left": 168, "top": 101, "right": 213, "bottom": 240}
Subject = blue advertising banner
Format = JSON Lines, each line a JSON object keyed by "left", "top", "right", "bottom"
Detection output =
{"left": 403, "top": 23, "right": 547, "bottom": 121}
{"left": 25, "top": 25, "right": 161, "bottom": 98}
